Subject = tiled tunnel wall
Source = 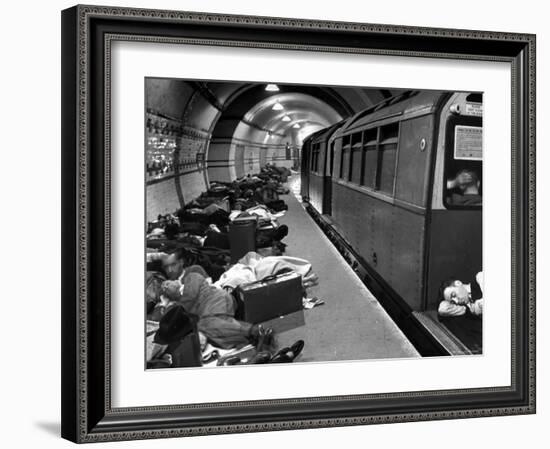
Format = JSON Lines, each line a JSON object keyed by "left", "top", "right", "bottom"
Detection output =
{"left": 146, "top": 110, "right": 209, "bottom": 221}
{"left": 145, "top": 78, "right": 298, "bottom": 222}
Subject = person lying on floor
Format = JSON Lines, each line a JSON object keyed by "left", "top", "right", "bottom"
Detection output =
{"left": 438, "top": 271, "right": 483, "bottom": 317}
{"left": 204, "top": 223, "right": 288, "bottom": 250}
{"left": 147, "top": 247, "right": 227, "bottom": 282}
{"left": 252, "top": 181, "right": 288, "bottom": 213}
{"left": 153, "top": 265, "right": 267, "bottom": 349}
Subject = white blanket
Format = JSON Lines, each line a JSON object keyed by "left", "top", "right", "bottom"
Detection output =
{"left": 214, "top": 251, "right": 315, "bottom": 290}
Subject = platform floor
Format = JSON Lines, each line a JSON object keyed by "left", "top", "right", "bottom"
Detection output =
{"left": 262, "top": 176, "right": 419, "bottom": 362}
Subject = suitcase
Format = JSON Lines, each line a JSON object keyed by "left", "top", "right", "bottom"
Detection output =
{"left": 229, "top": 216, "right": 257, "bottom": 263}
{"left": 236, "top": 272, "right": 303, "bottom": 324}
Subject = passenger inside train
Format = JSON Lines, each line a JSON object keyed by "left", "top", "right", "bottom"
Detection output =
{"left": 446, "top": 169, "right": 482, "bottom": 206}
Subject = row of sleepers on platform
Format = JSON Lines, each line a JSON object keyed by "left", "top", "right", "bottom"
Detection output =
{"left": 145, "top": 164, "right": 318, "bottom": 368}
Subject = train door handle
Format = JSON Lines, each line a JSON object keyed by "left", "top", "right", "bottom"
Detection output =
{"left": 372, "top": 252, "right": 378, "bottom": 266}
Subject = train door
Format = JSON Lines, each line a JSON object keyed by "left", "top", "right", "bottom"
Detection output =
{"left": 390, "top": 116, "right": 434, "bottom": 311}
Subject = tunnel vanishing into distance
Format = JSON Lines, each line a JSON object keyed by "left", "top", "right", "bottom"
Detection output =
{"left": 145, "top": 78, "right": 399, "bottom": 220}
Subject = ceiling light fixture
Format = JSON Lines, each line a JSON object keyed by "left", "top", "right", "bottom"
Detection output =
{"left": 265, "top": 84, "right": 280, "bottom": 92}
{"left": 272, "top": 102, "right": 284, "bottom": 111}
{"left": 293, "top": 123, "right": 301, "bottom": 129}
{"left": 282, "top": 115, "right": 291, "bottom": 122}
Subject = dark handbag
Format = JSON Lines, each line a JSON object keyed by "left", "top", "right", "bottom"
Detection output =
{"left": 235, "top": 272, "right": 303, "bottom": 324}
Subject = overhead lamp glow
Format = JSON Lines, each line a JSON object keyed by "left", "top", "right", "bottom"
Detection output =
{"left": 272, "top": 102, "right": 284, "bottom": 111}
{"left": 282, "top": 115, "right": 291, "bottom": 122}
{"left": 292, "top": 123, "right": 301, "bottom": 129}
{"left": 265, "top": 84, "right": 280, "bottom": 92}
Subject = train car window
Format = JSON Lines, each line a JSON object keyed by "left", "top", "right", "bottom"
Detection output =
{"left": 351, "top": 141, "right": 363, "bottom": 184}
{"left": 466, "top": 93, "right": 482, "bottom": 103}
{"left": 342, "top": 147, "right": 351, "bottom": 180}
{"left": 340, "top": 135, "right": 351, "bottom": 179}
{"left": 377, "top": 123, "right": 399, "bottom": 194}
{"left": 351, "top": 138, "right": 363, "bottom": 184}
{"left": 327, "top": 141, "right": 335, "bottom": 177}
{"left": 443, "top": 115, "right": 482, "bottom": 209}
{"left": 314, "top": 144, "right": 320, "bottom": 173}
{"left": 362, "top": 145, "right": 377, "bottom": 188}
{"left": 361, "top": 128, "right": 378, "bottom": 188}
{"left": 315, "top": 143, "right": 322, "bottom": 173}
{"left": 316, "top": 145, "right": 321, "bottom": 173}
{"left": 378, "top": 142, "right": 398, "bottom": 194}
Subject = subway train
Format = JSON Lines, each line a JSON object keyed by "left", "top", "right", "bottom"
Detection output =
{"left": 300, "top": 90, "right": 483, "bottom": 355}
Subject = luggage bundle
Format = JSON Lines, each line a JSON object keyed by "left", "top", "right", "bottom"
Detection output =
{"left": 144, "top": 164, "right": 309, "bottom": 366}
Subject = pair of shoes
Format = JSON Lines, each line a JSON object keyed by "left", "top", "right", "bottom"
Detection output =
{"left": 270, "top": 340, "right": 304, "bottom": 363}
{"left": 222, "top": 356, "right": 242, "bottom": 366}
{"left": 246, "top": 351, "right": 272, "bottom": 364}
{"left": 202, "top": 350, "right": 219, "bottom": 364}
{"left": 219, "top": 349, "right": 272, "bottom": 366}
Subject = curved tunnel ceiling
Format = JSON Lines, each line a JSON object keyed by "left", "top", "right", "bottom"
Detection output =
{"left": 210, "top": 83, "right": 360, "bottom": 141}
{"left": 242, "top": 93, "right": 342, "bottom": 136}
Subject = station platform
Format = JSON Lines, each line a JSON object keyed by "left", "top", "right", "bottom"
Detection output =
{"left": 262, "top": 176, "right": 420, "bottom": 362}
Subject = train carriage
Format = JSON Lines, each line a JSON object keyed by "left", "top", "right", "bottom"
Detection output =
{"left": 302, "top": 90, "right": 483, "bottom": 353}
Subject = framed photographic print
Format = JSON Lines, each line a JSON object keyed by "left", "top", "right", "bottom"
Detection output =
{"left": 61, "top": 4, "right": 536, "bottom": 443}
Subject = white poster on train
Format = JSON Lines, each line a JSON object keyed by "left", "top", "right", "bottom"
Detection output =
{"left": 454, "top": 125, "right": 483, "bottom": 160}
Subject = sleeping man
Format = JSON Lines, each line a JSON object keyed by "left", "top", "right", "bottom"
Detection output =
{"left": 438, "top": 271, "right": 483, "bottom": 317}
{"left": 158, "top": 267, "right": 262, "bottom": 349}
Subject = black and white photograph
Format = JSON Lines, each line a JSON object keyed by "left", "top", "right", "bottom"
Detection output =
{"left": 1, "top": 0, "right": 547, "bottom": 445}
{"left": 54, "top": 1, "right": 538, "bottom": 443}
{"left": 144, "top": 79, "right": 484, "bottom": 369}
